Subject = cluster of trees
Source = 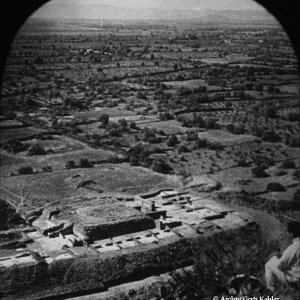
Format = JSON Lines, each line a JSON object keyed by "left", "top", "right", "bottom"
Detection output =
{"left": 128, "top": 143, "right": 173, "bottom": 174}
{"left": 226, "top": 123, "right": 246, "bottom": 135}
{"left": 3, "top": 140, "right": 29, "bottom": 153}
{"left": 63, "top": 96, "right": 90, "bottom": 110}
{"left": 142, "top": 127, "right": 164, "bottom": 144}
{"left": 159, "top": 111, "right": 174, "bottom": 121}
{"left": 98, "top": 114, "right": 137, "bottom": 137}
{"left": 287, "top": 112, "right": 300, "bottom": 122}
{"left": 284, "top": 134, "right": 300, "bottom": 148}
{"left": 251, "top": 154, "right": 274, "bottom": 178}
{"left": 2, "top": 140, "right": 48, "bottom": 156}
{"left": 177, "top": 114, "right": 220, "bottom": 130}
{"left": 18, "top": 166, "right": 35, "bottom": 175}
{"left": 27, "top": 143, "right": 46, "bottom": 156}
{"left": 166, "top": 131, "right": 223, "bottom": 152}
{"left": 128, "top": 144, "right": 152, "bottom": 168}
{"left": 65, "top": 158, "right": 92, "bottom": 169}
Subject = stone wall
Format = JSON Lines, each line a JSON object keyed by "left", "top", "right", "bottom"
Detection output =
{"left": 0, "top": 222, "right": 263, "bottom": 300}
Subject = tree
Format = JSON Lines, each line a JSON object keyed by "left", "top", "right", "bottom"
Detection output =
{"left": 79, "top": 158, "right": 92, "bottom": 168}
{"left": 33, "top": 56, "right": 44, "bottom": 65}
{"left": 118, "top": 118, "right": 128, "bottom": 128}
{"left": 152, "top": 159, "right": 173, "bottom": 174}
{"left": 143, "top": 127, "right": 156, "bottom": 142}
{"left": 205, "top": 118, "right": 218, "bottom": 129}
{"left": 288, "top": 112, "right": 300, "bottom": 122}
{"left": 194, "top": 138, "right": 207, "bottom": 149}
{"left": 129, "top": 121, "right": 137, "bottom": 129}
{"left": 167, "top": 135, "right": 179, "bottom": 147}
{"left": 173, "top": 63, "right": 179, "bottom": 70}
{"left": 137, "top": 91, "right": 147, "bottom": 100}
{"left": 130, "top": 155, "right": 139, "bottom": 166}
{"left": 265, "top": 107, "right": 277, "bottom": 119}
{"left": 186, "top": 131, "right": 198, "bottom": 141}
{"left": 252, "top": 154, "right": 274, "bottom": 169}
{"left": 99, "top": 113, "right": 109, "bottom": 126}
{"left": 65, "top": 160, "right": 76, "bottom": 169}
{"left": 27, "top": 143, "right": 46, "bottom": 156}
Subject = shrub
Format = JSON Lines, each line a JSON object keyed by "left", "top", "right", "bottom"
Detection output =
{"left": 108, "top": 128, "right": 120, "bottom": 137}
{"left": 286, "top": 135, "right": 300, "bottom": 148}
{"left": 274, "top": 169, "right": 287, "bottom": 176}
{"left": 265, "top": 107, "right": 277, "bottom": 118}
{"left": 42, "top": 166, "right": 52, "bottom": 172}
{"left": 266, "top": 182, "right": 286, "bottom": 192}
{"left": 237, "top": 156, "right": 248, "bottom": 167}
{"left": 140, "top": 157, "right": 152, "bottom": 168}
{"left": 293, "top": 169, "right": 300, "bottom": 180}
{"left": 177, "top": 169, "right": 191, "bottom": 179}
{"left": 194, "top": 138, "right": 207, "bottom": 149}
{"left": 107, "top": 155, "right": 119, "bottom": 164}
{"left": 293, "top": 190, "right": 300, "bottom": 202}
{"left": 208, "top": 142, "right": 224, "bottom": 151}
{"left": 262, "top": 131, "right": 281, "bottom": 143}
{"left": 251, "top": 167, "right": 269, "bottom": 178}
{"left": 178, "top": 144, "right": 190, "bottom": 153}
{"left": 147, "top": 136, "right": 162, "bottom": 144}
{"left": 186, "top": 131, "right": 198, "bottom": 142}
{"left": 77, "top": 180, "right": 96, "bottom": 189}
{"left": 250, "top": 126, "right": 263, "bottom": 137}
{"left": 159, "top": 112, "right": 174, "bottom": 121}
{"left": 281, "top": 160, "right": 296, "bottom": 169}
{"left": 18, "top": 166, "right": 34, "bottom": 175}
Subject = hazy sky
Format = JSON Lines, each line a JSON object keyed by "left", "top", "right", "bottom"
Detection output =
{"left": 32, "top": 0, "right": 265, "bottom": 19}
{"left": 48, "top": 0, "right": 264, "bottom": 10}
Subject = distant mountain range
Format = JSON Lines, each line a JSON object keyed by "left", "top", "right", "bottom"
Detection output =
{"left": 34, "top": 4, "right": 277, "bottom": 23}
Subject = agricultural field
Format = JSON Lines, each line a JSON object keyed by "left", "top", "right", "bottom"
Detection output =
{"left": 0, "top": 127, "right": 43, "bottom": 144}
{"left": 0, "top": 6, "right": 300, "bottom": 300}
{"left": 0, "top": 164, "right": 180, "bottom": 209}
